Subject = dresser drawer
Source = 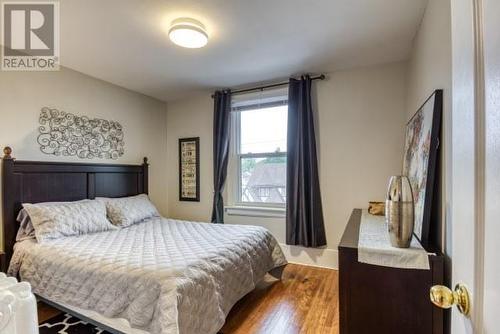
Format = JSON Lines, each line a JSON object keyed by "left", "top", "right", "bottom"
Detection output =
{"left": 338, "top": 209, "right": 444, "bottom": 334}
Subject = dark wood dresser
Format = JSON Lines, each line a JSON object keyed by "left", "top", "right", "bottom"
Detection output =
{"left": 338, "top": 209, "right": 444, "bottom": 334}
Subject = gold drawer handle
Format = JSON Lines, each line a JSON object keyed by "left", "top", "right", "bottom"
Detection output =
{"left": 429, "top": 283, "right": 470, "bottom": 316}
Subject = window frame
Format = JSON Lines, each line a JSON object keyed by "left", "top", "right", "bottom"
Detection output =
{"left": 232, "top": 102, "right": 288, "bottom": 209}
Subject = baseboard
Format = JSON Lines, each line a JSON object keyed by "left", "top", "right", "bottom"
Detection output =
{"left": 279, "top": 243, "right": 338, "bottom": 270}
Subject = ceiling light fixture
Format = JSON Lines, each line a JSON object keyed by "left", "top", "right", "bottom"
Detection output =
{"left": 169, "top": 18, "right": 208, "bottom": 48}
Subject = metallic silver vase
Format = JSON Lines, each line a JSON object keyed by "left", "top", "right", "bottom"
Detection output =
{"left": 386, "top": 175, "right": 414, "bottom": 248}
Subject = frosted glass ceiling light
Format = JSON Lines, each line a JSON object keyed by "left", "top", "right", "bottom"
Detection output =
{"left": 169, "top": 18, "right": 208, "bottom": 48}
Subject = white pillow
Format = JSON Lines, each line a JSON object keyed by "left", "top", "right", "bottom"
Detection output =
{"left": 98, "top": 194, "right": 159, "bottom": 227}
{"left": 16, "top": 199, "right": 88, "bottom": 241}
{"left": 23, "top": 200, "right": 115, "bottom": 242}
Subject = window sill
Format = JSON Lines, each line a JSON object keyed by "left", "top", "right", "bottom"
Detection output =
{"left": 225, "top": 205, "right": 286, "bottom": 218}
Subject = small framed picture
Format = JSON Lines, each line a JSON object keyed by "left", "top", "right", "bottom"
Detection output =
{"left": 179, "top": 137, "right": 200, "bottom": 201}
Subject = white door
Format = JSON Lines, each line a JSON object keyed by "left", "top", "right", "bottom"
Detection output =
{"left": 450, "top": 0, "right": 499, "bottom": 332}
{"left": 481, "top": 0, "right": 500, "bottom": 331}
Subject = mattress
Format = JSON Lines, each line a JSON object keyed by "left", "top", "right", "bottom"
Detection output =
{"left": 9, "top": 217, "right": 287, "bottom": 334}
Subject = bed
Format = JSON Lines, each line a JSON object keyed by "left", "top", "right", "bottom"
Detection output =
{"left": 1, "top": 147, "right": 287, "bottom": 334}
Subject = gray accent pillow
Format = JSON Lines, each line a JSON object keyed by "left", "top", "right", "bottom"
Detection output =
{"left": 23, "top": 200, "right": 116, "bottom": 242}
{"left": 16, "top": 209, "right": 36, "bottom": 241}
{"left": 98, "top": 194, "right": 160, "bottom": 227}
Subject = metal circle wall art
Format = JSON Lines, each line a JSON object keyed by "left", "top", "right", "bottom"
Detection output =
{"left": 37, "top": 107, "right": 125, "bottom": 160}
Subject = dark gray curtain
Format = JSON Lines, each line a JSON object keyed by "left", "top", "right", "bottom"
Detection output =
{"left": 286, "top": 75, "right": 326, "bottom": 247}
{"left": 211, "top": 90, "right": 232, "bottom": 224}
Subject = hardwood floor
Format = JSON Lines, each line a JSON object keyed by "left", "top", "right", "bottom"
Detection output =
{"left": 37, "top": 264, "right": 339, "bottom": 334}
{"left": 221, "top": 264, "right": 338, "bottom": 334}
{"left": 37, "top": 301, "right": 63, "bottom": 323}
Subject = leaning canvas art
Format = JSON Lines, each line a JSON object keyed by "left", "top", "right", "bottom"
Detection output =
{"left": 403, "top": 90, "right": 442, "bottom": 248}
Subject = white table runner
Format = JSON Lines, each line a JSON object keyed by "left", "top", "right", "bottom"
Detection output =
{"left": 358, "top": 210, "right": 431, "bottom": 270}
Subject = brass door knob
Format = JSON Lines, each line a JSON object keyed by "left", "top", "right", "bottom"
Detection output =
{"left": 429, "top": 284, "right": 470, "bottom": 316}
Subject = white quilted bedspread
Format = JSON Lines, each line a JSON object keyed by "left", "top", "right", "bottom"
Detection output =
{"left": 9, "top": 218, "right": 287, "bottom": 334}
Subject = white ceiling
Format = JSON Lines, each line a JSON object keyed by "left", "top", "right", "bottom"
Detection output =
{"left": 60, "top": 0, "right": 428, "bottom": 102}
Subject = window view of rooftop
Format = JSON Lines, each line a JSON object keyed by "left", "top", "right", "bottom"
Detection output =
{"left": 238, "top": 105, "right": 287, "bottom": 204}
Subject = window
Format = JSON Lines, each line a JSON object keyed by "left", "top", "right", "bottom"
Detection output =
{"left": 232, "top": 90, "right": 288, "bottom": 207}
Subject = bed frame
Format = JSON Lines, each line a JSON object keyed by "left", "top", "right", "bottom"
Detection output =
{"left": 1, "top": 146, "right": 148, "bottom": 333}
{"left": 1, "top": 146, "right": 286, "bottom": 334}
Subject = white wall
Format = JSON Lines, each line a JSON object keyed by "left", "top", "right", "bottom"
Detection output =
{"left": 166, "top": 62, "right": 408, "bottom": 269}
{"left": 406, "top": 0, "right": 452, "bottom": 254}
{"left": 166, "top": 93, "right": 214, "bottom": 221}
{"left": 0, "top": 67, "right": 168, "bottom": 249}
{"left": 405, "top": 3, "right": 452, "bottom": 332}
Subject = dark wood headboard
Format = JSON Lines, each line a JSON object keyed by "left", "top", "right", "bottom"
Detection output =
{"left": 1, "top": 147, "right": 149, "bottom": 270}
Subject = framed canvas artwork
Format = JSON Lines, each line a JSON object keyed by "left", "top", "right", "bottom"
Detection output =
{"left": 403, "top": 89, "right": 442, "bottom": 249}
{"left": 179, "top": 137, "right": 200, "bottom": 201}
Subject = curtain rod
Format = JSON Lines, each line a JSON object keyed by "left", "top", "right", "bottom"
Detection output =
{"left": 211, "top": 74, "right": 325, "bottom": 98}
